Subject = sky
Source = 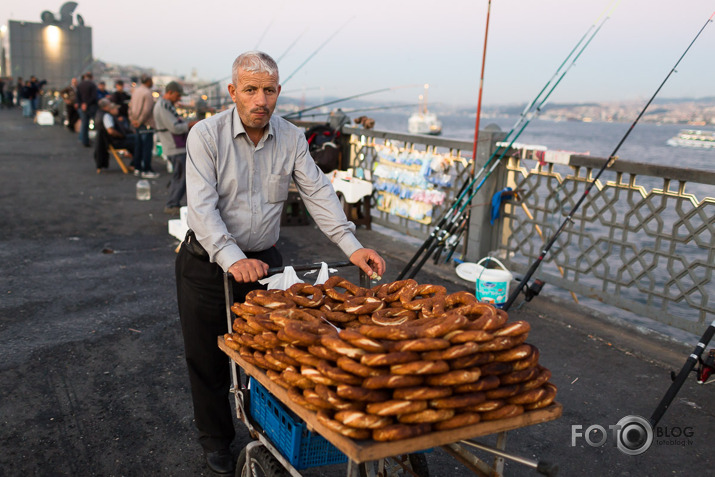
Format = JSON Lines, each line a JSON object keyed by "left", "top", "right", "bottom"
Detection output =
{"left": 3, "top": 0, "right": 715, "bottom": 108}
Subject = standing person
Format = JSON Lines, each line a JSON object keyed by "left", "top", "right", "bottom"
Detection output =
{"left": 19, "top": 80, "right": 33, "bottom": 117}
{"left": 96, "top": 81, "right": 109, "bottom": 100}
{"left": 110, "top": 79, "right": 131, "bottom": 120}
{"left": 76, "top": 72, "right": 98, "bottom": 147}
{"left": 153, "top": 81, "right": 197, "bottom": 215}
{"left": 15, "top": 77, "right": 23, "bottom": 107}
{"left": 3, "top": 77, "right": 14, "bottom": 108}
{"left": 128, "top": 74, "right": 158, "bottom": 178}
{"left": 61, "top": 78, "right": 79, "bottom": 132}
{"left": 176, "top": 51, "right": 385, "bottom": 474}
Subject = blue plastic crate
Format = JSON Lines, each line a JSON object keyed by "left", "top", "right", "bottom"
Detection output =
{"left": 249, "top": 378, "right": 348, "bottom": 470}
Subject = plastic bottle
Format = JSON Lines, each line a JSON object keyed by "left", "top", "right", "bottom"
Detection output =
{"left": 136, "top": 179, "right": 151, "bottom": 201}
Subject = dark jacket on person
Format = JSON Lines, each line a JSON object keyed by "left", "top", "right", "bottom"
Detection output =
{"left": 110, "top": 91, "right": 131, "bottom": 118}
{"left": 76, "top": 80, "right": 98, "bottom": 107}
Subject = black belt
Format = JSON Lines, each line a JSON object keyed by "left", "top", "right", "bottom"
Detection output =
{"left": 184, "top": 229, "right": 209, "bottom": 260}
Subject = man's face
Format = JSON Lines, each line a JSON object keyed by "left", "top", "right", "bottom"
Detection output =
{"left": 228, "top": 69, "right": 281, "bottom": 132}
{"left": 168, "top": 91, "right": 182, "bottom": 104}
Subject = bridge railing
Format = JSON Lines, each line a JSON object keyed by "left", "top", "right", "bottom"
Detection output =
{"left": 498, "top": 152, "right": 714, "bottom": 335}
{"left": 329, "top": 123, "right": 714, "bottom": 336}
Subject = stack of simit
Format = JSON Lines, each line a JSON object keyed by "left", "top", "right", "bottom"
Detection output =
{"left": 224, "top": 277, "right": 557, "bottom": 441}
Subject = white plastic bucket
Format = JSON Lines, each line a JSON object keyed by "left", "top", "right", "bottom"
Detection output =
{"left": 474, "top": 257, "right": 513, "bottom": 307}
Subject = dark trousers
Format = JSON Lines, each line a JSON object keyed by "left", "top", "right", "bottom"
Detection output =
{"left": 166, "top": 153, "right": 186, "bottom": 208}
{"left": 78, "top": 104, "right": 97, "bottom": 145}
{"left": 132, "top": 127, "right": 154, "bottom": 172}
{"left": 175, "top": 241, "right": 282, "bottom": 452}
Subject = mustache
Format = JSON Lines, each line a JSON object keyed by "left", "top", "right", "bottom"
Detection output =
{"left": 251, "top": 107, "right": 270, "bottom": 114}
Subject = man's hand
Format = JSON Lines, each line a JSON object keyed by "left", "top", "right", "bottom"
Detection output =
{"left": 349, "top": 248, "right": 386, "bottom": 280}
{"left": 228, "top": 258, "right": 269, "bottom": 283}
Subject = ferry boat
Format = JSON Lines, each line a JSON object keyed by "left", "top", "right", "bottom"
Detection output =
{"left": 666, "top": 129, "right": 715, "bottom": 149}
{"left": 408, "top": 84, "right": 442, "bottom": 136}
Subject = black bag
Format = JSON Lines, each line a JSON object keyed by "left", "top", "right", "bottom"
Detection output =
{"left": 306, "top": 124, "right": 341, "bottom": 173}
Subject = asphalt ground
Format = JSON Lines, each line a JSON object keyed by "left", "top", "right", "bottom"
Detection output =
{"left": 0, "top": 108, "right": 712, "bottom": 476}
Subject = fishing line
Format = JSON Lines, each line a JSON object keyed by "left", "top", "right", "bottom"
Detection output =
{"left": 397, "top": 0, "right": 618, "bottom": 280}
{"left": 275, "top": 27, "right": 310, "bottom": 63}
{"left": 282, "top": 17, "right": 355, "bottom": 85}
{"left": 503, "top": 11, "right": 715, "bottom": 311}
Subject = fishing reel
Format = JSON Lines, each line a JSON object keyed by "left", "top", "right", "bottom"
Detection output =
{"left": 670, "top": 348, "right": 715, "bottom": 385}
{"left": 696, "top": 349, "right": 715, "bottom": 384}
{"left": 523, "top": 279, "right": 545, "bottom": 302}
{"left": 510, "top": 277, "right": 546, "bottom": 310}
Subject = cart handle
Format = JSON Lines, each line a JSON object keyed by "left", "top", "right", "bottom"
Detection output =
{"left": 459, "top": 439, "right": 559, "bottom": 476}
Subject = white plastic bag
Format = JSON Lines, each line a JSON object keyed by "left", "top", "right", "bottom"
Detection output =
{"left": 299, "top": 262, "right": 338, "bottom": 286}
{"left": 258, "top": 266, "right": 304, "bottom": 290}
{"left": 314, "top": 262, "right": 331, "bottom": 286}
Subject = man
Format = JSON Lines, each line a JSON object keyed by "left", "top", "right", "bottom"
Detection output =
{"left": 128, "top": 74, "right": 158, "bottom": 178}
{"left": 153, "top": 81, "right": 198, "bottom": 215}
{"left": 94, "top": 98, "right": 136, "bottom": 173}
{"left": 110, "top": 79, "right": 131, "bottom": 120}
{"left": 61, "top": 77, "right": 79, "bottom": 132}
{"left": 176, "top": 51, "right": 385, "bottom": 475}
{"left": 76, "top": 72, "right": 98, "bottom": 147}
{"left": 96, "top": 81, "right": 109, "bottom": 100}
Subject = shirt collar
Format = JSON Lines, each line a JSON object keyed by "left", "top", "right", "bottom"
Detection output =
{"left": 231, "top": 107, "right": 275, "bottom": 144}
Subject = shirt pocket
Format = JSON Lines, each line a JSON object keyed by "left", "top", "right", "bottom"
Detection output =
{"left": 267, "top": 173, "right": 291, "bottom": 203}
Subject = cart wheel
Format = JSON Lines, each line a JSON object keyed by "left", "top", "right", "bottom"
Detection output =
{"left": 359, "top": 453, "right": 429, "bottom": 477}
{"left": 236, "top": 445, "right": 290, "bottom": 477}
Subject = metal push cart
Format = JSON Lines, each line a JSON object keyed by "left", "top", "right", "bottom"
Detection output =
{"left": 221, "top": 263, "right": 562, "bottom": 476}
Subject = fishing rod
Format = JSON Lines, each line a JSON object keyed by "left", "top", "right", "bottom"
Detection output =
{"left": 254, "top": 3, "right": 284, "bottom": 50}
{"left": 282, "top": 17, "right": 355, "bottom": 85}
{"left": 283, "top": 103, "right": 418, "bottom": 119}
{"left": 282, "top": 85, "right": 420, "bottom": 119}
{"left": 396, "top": 1, "right": 617, "bottom": 280}
{"left": 459, "top": 0, "right": 493, "bottom": 260}
{"left": 276, "top": 27, "right": 309, "bottom": 63}
{"left": 470, "top": 0, "right": 493, "bottom": 177}
{"left": 502, "top": 12, "right": 715, "bottom": 311}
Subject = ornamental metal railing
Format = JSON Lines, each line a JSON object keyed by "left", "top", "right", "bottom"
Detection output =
{"left": 498, "top": 153, "right": 714, "bottom": 335}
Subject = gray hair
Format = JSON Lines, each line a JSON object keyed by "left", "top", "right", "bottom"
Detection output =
{"left": 231, "top": 51, "right": 279, "bottom": 85}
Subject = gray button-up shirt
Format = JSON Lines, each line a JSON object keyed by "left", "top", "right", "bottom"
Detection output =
{"left": 186, "top": 107, "right": 362, "bottom": 272}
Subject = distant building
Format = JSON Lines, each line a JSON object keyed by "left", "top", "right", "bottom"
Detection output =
{"left": 6, "top": 2, "right": 92, "bottom": 88}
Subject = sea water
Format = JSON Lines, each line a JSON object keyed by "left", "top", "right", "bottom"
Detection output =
{"left": 369, "top": 111, "right": 712, "bottom": 198}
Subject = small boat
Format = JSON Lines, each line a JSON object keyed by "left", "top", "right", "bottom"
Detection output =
{"left": 666, "top": 129, "right": 715, "bottom": 149}
{"left": 408, "top": 84, "right": 442, "bottom": 135}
